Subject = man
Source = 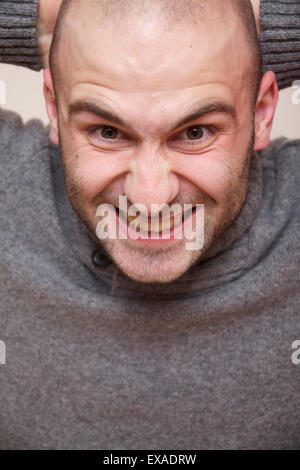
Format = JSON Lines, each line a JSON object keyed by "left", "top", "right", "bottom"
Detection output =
{"left": 0, "top": 0, "right": 299, "bottom": 449}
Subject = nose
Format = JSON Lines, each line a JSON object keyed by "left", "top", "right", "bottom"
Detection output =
{"left": 123, "top": 147, "right": 179, "bottom": 213}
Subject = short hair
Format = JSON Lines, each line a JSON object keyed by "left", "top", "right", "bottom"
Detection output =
{"left": 49, "top": 0, "right": 262, "bottom": 101}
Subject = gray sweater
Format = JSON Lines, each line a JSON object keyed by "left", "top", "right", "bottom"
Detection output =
{"left": 0, "top": 0, "right": 299, "bottom": 450}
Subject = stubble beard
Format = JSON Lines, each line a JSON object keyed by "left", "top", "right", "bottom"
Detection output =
{"left": 59, "top": 130, "right": 254, "bottom": 284}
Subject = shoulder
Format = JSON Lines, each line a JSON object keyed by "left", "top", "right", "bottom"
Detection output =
{"left": 259, "top": 137, "right": 300, "bottom": 224}
{"left": 0, "top": 108, "right": 51, "bottom": 189}
{"left": 0, "top": 107, "right": 56, "bottom": 231}
{"left": 260, "top": 137, "right": 300, "bottom": 182}
{"left": 0, "top": 107, "right": 48, "bottom": 164}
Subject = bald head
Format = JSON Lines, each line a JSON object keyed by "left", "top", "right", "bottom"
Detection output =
{"left": 49, "top": 0, "right": 261, "bottom": 99}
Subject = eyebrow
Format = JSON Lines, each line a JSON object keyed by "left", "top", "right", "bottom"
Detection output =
{"left": 68, "top": 98, "right": 237, "bottom": 133}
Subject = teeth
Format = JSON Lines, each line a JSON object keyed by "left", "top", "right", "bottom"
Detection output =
{"left": 119, "top": 208, "right": 194, "bottom": 233}
{"left": 129, "top": 216, "right": 175, "bottom": 233}
{"left": 174, "top": 213, "right": 183, "bottom": 227}
{"left": 128, "top": 215, "right": 137, "bottom": 224}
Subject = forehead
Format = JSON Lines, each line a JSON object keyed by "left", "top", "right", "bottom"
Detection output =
{"left": 57, "top": 2, "right": 251, "bottom": 112}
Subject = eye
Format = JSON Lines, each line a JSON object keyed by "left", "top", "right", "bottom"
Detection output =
{"left": 186, "top": 126, "right": 205, "bottom": 140}
{"left": 99, "top": 126, "right": 119, "bottom": 140}
{"left": 87, "top": 125, "right": 128, "bottom": 147}
{"left": 171, "top": 124, "right": 217, "bottom": 148}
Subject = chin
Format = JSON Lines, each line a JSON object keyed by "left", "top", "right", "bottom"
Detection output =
{"left": 119, "top": 265, "right": 186, "bottom": 284}
{"left": 103, "top": 239, "right": 199, "bottom": 284}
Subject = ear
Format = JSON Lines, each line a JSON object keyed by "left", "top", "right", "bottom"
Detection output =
{"left": 254, "top": 71, "right": 279, "bottom": 151}
{"left": 43, "top": 68, "right": 59, "bottom": 146}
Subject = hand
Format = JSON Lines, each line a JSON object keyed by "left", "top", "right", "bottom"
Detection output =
{"left": 37, "top": 0, "right": 63, "bottom": 69}
{"left": 250, "top": 0, "right": 261, "bottom": 37}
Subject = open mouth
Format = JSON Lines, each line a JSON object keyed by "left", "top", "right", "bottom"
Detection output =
{"left": 116, "top": 206, "right": 197, "bottom": 235}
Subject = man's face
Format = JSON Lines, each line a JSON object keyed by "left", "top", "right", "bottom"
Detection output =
{"left": 48, "top": 3, "right": 258, "bottom": 283}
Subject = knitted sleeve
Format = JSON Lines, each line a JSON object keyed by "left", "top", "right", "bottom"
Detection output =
{"left": 0, "top": 0, "right": 41, "bottom": 71}
{"left": 260, "top": 0, "right": 300, "bottom": 90}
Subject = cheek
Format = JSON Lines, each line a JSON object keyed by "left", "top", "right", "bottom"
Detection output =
{"left": 59, "top": 127, "right": 120, "bottom": 200}
{"left": 174, "top": 154, "right": 235, "bottom": 203}
{"left": 172, "top": 134, "right": 250, "bottom": 204}
{"left": 63, "top": 141, "right": 129, "bottom": 201}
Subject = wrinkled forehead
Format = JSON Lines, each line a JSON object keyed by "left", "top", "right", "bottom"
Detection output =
{"left": 55, "top": 0, "right": 253, "bottom": 106}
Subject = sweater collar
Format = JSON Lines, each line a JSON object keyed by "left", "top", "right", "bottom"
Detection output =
{"left": 51, "top": 144, "right": 263, "bottom": 299}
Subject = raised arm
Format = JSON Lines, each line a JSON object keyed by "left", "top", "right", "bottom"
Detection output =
{"left": 251, "top": 0, "right": 300, "bottom": 90}
{"left": 37, "top": 0, "right": 63, "bottom": 68}
{"left": 0, "top": 0, "right": 62, "bottom": 71}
